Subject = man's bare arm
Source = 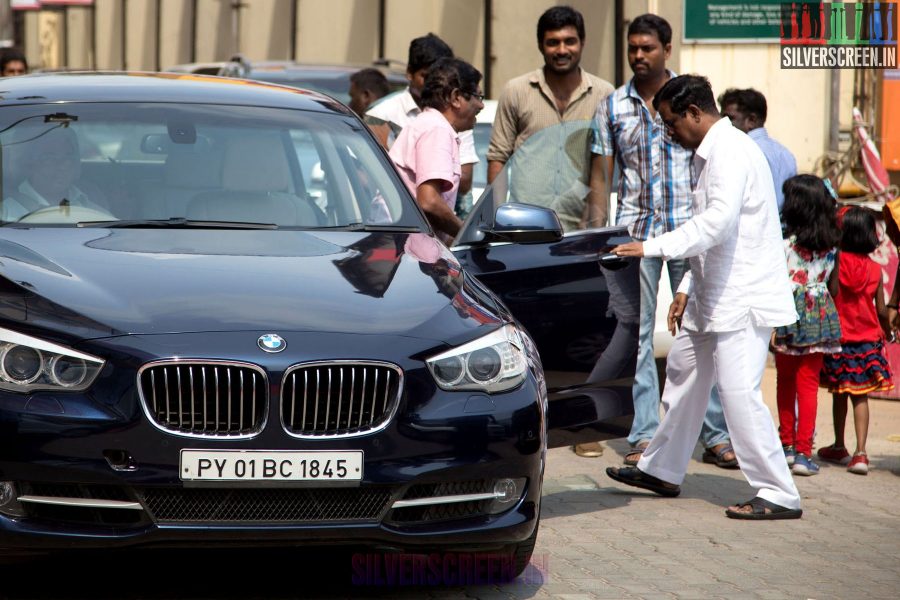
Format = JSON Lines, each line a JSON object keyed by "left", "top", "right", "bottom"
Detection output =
{"left": 459, "top": 163, "right": 474, "bottom": 196}
{"left": 365, "top": 121, "right": 391, "bottom": 149}
{"left": 417, "top": 180, "right": 463, "bottom": 237}
{"left": 584, "top": 154, "right": 613, "bottom": 228}
{"left": 487, "top": 160, "right": 505, "bottom": 184}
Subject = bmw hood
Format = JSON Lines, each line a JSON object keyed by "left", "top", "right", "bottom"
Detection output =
{"left": 0, "top": 228, "right": 503, "bottom": 341}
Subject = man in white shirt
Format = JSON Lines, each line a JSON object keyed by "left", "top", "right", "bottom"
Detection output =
{"left": 365, "top": 33, "right": 478, "bottom": 200}
{"left": 606, "top": 75, "right": 802, "bottom": 520}
{"left": 3, "top": 126, "right": 105, "bottom": 222}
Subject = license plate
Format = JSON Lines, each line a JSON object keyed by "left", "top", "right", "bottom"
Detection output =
{"left": 180, "top": 450, "right": 363, "bottom": 481}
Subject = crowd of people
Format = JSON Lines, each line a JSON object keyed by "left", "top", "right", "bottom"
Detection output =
{"left": 352, "top": 6, "right": 894, "bottom": 521}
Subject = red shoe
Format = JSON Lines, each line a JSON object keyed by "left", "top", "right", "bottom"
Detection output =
{"left": 817, "top": 444, "right": 851, "bottom": 465}
{"left": 847, "top": 453, "right": 869, "bottom": 475}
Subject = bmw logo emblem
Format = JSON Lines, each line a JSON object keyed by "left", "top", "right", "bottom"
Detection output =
{"left": 257, "top": 334, "right": 286, "bottom": 353}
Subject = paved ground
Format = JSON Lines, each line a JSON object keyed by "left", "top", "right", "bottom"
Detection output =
{"left": 508, "top": 364, "right": 900, "bottom": 600}
{"left": 3, "top": 366, "right": 899, "bottom": 599}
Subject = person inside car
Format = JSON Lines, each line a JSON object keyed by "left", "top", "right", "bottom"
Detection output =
{"left": 2, "top": 126, "right": 107, "bottom": 221}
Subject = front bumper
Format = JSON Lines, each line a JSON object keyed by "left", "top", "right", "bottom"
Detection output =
{"left": 0, "top": 330, "right": 545, "bottom": 553}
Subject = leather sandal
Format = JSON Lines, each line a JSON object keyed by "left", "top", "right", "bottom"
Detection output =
{"left": 606, "top": 466, "right": 681, "bottom": 497}
{"left": 725, "top": 497, "right": 802, "bottom": 520}
{"left": 623, "top": 441, "right": 649, "bottom": 466}
{"left": 702, "top": 443, "right": 739, "bottom": 469}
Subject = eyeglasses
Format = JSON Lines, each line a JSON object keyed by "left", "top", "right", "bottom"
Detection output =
{"left": 662, "top": 112, "right": 684, "bottom": 130}
{"left": 464, "top": 90, "right": 485, "bottom": 102}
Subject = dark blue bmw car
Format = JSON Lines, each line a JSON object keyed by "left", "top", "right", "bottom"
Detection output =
{"left": 0, "top": 73, "right": 637, "bottom": 575}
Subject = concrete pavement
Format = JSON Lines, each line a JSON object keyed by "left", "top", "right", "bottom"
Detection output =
{"left": 509, "top": 364, "right": 900, "bottom": 600}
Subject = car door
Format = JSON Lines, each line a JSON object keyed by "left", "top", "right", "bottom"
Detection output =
{"left": 450, "top": 122, "right": 638, "bottom": 448}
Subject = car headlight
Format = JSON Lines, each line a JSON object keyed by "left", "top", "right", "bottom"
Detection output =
{"left": 426, "top": 324, "right": 528, "bottom": 393}
{"left": 0, "top": 327, "right": 104, "bottom": 393}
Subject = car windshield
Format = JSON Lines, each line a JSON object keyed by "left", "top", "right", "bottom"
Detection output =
{"left": 0, "top": 103, "right": 425, "bottom": 230}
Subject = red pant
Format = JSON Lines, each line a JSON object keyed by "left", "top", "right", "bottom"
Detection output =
{"left": 775, "top": 352, "right": 823, "bottom": 456}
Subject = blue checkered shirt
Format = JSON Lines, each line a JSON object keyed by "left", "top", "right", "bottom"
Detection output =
{"left": 590, "top": 76, "right": 693, "bottom": 240}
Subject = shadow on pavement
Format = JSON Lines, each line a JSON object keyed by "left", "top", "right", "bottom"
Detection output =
{"left": 0, "top": 546, "right": 549, "bottom": 600}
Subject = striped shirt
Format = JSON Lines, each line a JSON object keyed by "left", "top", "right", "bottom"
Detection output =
{"left": 747, "top": 127, "right": 797, "bottom": 212}
{"left": 590, "top": 74, "right": 693, "bottom": 241}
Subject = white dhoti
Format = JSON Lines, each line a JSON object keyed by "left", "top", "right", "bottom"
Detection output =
{"left": 637, "top": 322, "right": 801, "bottom": 509}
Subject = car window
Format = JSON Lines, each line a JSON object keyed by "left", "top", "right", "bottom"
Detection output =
{"left": 249, "top": 70, "right": 406, "bottom": 106}
{"left": 457, "top": 120, "right": 593, "bottom": 243}
{"left": 0, "top": 103, "right": 424, "bottom": 229}
{"left": 471, "top": 122, "right": 491, "bottom": 197}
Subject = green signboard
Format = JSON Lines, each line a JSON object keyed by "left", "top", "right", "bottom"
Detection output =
{"left": 684, "top": 0, "right": 783, "bottom": 43}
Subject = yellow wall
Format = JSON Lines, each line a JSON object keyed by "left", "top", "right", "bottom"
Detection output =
{"left": 383, "top": 0, "right": 484, "bottom": 71}
{"left": 491, "top": 0, "right": 616, "bottom": 89}
{"left": 240, "top": 0, "right": 293, "bottom": 61}
{"left": 296, "top": 0, "right": 381, "bottom": 64}
{"left": 94, "top": 0, "right": 122, "bottom": 70}
{"left": 159, "top": 0, "right": 195, "bottom": 70}
{"left": 125, "top": 0, "right": 157, "bottom": 71}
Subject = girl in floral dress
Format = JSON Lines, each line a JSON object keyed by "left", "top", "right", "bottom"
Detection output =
{"left": 772, "top": 176, "right": 842, "bottom": 476}
{"left": 819, "top": 206, "right": 893, "bottom": 475}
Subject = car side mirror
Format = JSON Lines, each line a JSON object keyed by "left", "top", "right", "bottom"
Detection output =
{"left": 479, "top": 203, "right": 563, "bottom": 244}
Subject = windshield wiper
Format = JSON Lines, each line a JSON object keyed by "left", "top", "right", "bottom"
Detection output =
{"left": 314, "top": 223, "right": 422, "bottom": 232}
{"left": 77, "top": 218, "right": 278, "bottom": 230}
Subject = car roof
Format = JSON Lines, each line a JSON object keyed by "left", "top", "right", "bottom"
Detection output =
{"left": 0, "top": 71, "right": 353, "bottom": 115}
{"left": 166, "top": 60, "right": 406, "bottom": 80}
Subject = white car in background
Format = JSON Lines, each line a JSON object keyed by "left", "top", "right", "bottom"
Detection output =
{"left": 470, "top": 99, "right": 498, "bottom": 202}
{"left": 470, "top": 101, "right": 674, "bottom": 364}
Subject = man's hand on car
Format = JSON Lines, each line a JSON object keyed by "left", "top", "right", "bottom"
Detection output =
{"left": 612, "top": 241, "right": 644, "bottom": 257}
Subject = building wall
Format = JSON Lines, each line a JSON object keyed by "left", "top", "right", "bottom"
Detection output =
{"left": 491, "top": 0, "right": 615, "bottom": 93}
{"left": 94, "top": 0, "right": 122, "bottom": 70}
{"left": 12, "top": 0, "right": 860, "bottom": 172}
{"left": 680, "top": 44, "right": 832, "bottom": 172}
{"left": 383, "top": 0, "right": 483, "bottom": 70}
{"left": 159, "top": 0, "right": 195, "bottom": 69}
{"left": 295, "top": 0, "right": 381, "bottom": 64}
{"left": 240, "top": 0, "right": 294, "bottom": 61}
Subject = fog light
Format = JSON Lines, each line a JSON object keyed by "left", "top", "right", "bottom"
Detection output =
{"left": 488, "top": 478, "right": 526, "bottom": 514}
{"left": 0, "top": 481, "right": 25, "bottom": 518}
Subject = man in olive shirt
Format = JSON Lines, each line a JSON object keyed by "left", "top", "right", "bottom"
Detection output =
{"left": 488, "top": 6, "right": 612, "bottom": 458}
{"left": 487, "top": 5, "right": 613, "bottom": 233}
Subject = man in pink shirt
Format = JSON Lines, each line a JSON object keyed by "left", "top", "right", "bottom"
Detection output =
{"left": 389, "top": 58, "right": 483, "bottom": 241}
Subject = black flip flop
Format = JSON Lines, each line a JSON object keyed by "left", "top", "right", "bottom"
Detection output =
{"left": 702, "top": 444, "right": 739, "bottom": 469}
{"left": 606, "top": 466, "right": 681, "bottom": 498}
{"left": 725, "top": 497, "right": 802, "bottom": 520}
